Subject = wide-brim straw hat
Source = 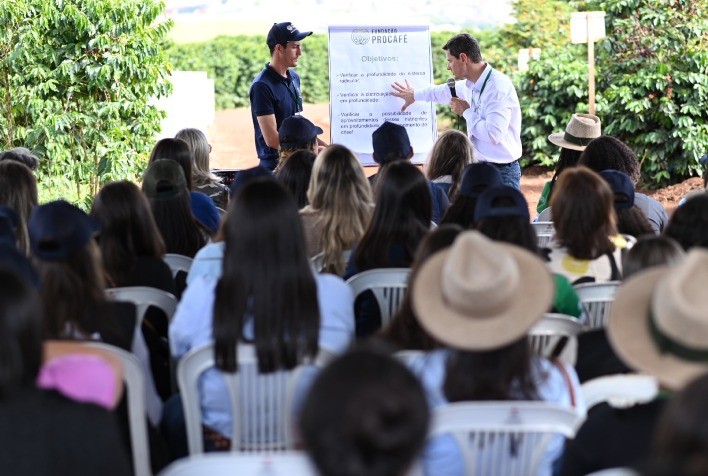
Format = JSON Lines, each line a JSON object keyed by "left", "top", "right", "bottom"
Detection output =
{"left": 608, "top": 249, "right": 708, "bottom": 390}
{"left": 412, "top": 231, "right": 554, "bottom": 351}
{"left": 548, "top": 113, "right": 602, "bottom": 151}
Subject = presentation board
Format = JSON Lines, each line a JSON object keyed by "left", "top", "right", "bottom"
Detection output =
{"left": 328, "top": 25, "right": 437, "bottom": 165}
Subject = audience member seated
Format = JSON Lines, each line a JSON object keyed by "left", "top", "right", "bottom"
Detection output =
{"left": 275, "top": 115, "right": 322, "bottom": 172}
{"left": 0, "top": 160, "right": 38, "bottom": 255}
{"left": 27, "top": 200, "right": 163, "bottom": 425}
{"left": 544, "top": 167, "right": 629, "bottom": 284}
{"left": 538, "top": 113, "right": 601, "bottom": 214}
{"left": 142, "top": 159, "right": 210, "bottom": 259}
{"left": 406, "top": 231, "right": 583, "bottom": 475}
{"left": 300, "top": 343, "right": 430, "bottom": 476}
{"left": 167, "top": 179, "right": 354, "bottom": 453}
{"left": 344, "top": 161, "right": 432, "bottom": 337}
{"left": 149, "top": 137, "right": 220, "bottom": 235}
{"left": 579, "top": 135, "right": 668, "bottom": 233}
{"left": 439, "top": 162, "right": 502, "bottom": 228}
{"left": 175, "top": 128, "right": 230, "bottom": 210}
{"left": 299, "top": 144, "right": 373, "bottom": 275}
{"left": 0, "top": 205, "right": 19, "bottom": 248}
{"left": 663, "top": 193, "right": 708, "bottom": 251}
{"left": 475, "top": 185, "right": 581, "bottom": 318}
{"left": 92, "top": 180, "right": 178, "bottom": 399}
{"left": 561, "top": 248, "right": 708, "bottom": 475}
{"left": 425, "top": 129, "right": 476, "bottom": 199}
{"left": 275, "top": 149, "right": 316, "bottom": 209}
{"left": 0, "top": 267, "right": 131, "bottom": 476}
{"left": 598, "top": 169, "right": 654, "bottom": 239}
{"left": 369, "top": 121, "right": 449, "bottom": 223}
{"left": 0, "top": 146, "right": 39, "bottom": 170}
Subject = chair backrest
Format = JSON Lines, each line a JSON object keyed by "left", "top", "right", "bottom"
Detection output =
{"left": 346, "top": 268, "right": 410, "bottom": 328}
{"left": 177, "top": 343, "right": 311, "bottom": 455}
{"left": 82, "top": 342, "right": 151, "bottom": 476}
{"left": 164, "top": 253, "right": 194, "bottom": 278}
{"left": 581, "top": 374, "right": 659, "bottom": 411}
{"left": 159, "top": 452, "right": 316, "bottom": 476}
{"left": 429, "top": 401, "right": 584, "bottom": 476}
{"left": 105, "top": 286, "right": 178, "bottom": 326}
{"left": 310, "top": 250, "right": 352, "bottom": 275}
{"left": 573, "top": 281, "right": 620, "bottom": 329}
{"left": 537, "top": 206, "right": 553, "bottom": 222}
{"left": 531, "top": 221, "right": 555, "bottom": 248}
{"left": 528, "top": 313, "right": 583, "bottom": 365}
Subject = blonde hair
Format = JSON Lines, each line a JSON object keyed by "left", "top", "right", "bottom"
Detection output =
{"left": 304, "top": 145, "right": 373, "bottom": 275}
{"left": 425, "top": 129, "right": 476, "bottom": 197}
{"left": 175, "top": 128, "right": 221, "bottom": 187}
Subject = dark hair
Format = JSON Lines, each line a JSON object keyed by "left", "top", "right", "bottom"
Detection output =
{"left": 354, "top": 162, "right": 431, "bottom": 271}
{"left": 91, "top": 181, "right": 166, "bottom": 286}
{"left": 149, "top": 138, "right": 194, "bottom": 190}
{"left": 275, "top": 149, "right": 316, "bottom": 209}
{"left": 213, "top": 179, "right": 319, "bottom": 373}
{"left": 279, "top": 138, "right": 318, "bottom": 160}
{"left": 0, "top": 161, "right": 38, "bottom": 254}
{"left": 444, "top": 338, "right": 539, "bottom": 402}
{"left": 476, "top": 216, "right": 539, "bottom": 254}
{"left": 664, "top": 194, "right": 708, "bottom": 251}
{"left": 579, "top": 136, "right": 641, "bottom": 185}
{"left": 0, "top": 268, "right": 43, "bottom": 396}
{"left": 442, "top": 33, "right": 482, "bottom": 62}
{"left": 145, "top": 186, "right": 208, "bottom": 258}
{"left": 622, "top": 235, "right": 685, "bottom": 280}
{"left": 546, "top": 148, "right": 583, "bottom": 207}
{"left": 378, "top": 224, "right": 462, "bottom": 351}
{"left": 300, "top": 343, "right": 430, "bottom": 476}
{"left": 616, "top": 205, "right": 654, "bottom": 239}
{"left": 551, "top": 167, "right": 618, "bottom": 260}
{"left": 647, "top": 374, "right": 708, "bottom": 476}
{"left": 425, "top": 130, "right": 474, "bottom": 198}
{"left": 439, "top": 195, "right": 477, "bottom": 228}
{"left": 0, "top": 147, "right": 39, "bottom": 170}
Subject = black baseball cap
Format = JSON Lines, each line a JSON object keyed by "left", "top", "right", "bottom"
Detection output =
{"left": 267, "top": 22, "right": 312, "bottom": 47}
{"left": 28, "top": 200, "right": 100, "bottom": 261}
{"left": 474, "top": 185, "right": 530, "bottom": 222}
{"left": 279, "top": 116, "right": 323, "bottom": 148}
{"left": 599, "top": 169, "right": 635, "bottom": 210}
{"left": 458, "top": 163, "right": 503, "bottom": 198}
{"left": 372, "top": 121, "right": 412, "bottom": 164}
{"left": 229, "top": 166, "right": 273, "bottom": 198}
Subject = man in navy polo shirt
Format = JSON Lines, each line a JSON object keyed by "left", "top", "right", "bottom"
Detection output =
{"left": 250, "top": 22, "right": 326, "bottom": 171}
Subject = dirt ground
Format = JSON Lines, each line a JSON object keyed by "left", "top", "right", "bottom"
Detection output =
{"left": 207, "top": 103, "right": 700, "bottom": 217}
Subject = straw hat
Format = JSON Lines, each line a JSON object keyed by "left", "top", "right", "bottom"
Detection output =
{"left": 412, "top": 231, "right": 554, "bottom": 351}
{"left": 608, "top": 248, "right": 708, "bottom": 390}
{"left": 548, "top": 114, "right": 602, "bottom": 151}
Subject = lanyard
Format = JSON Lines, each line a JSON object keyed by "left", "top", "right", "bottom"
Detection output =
{"left": 287, "top": 81, "right": 303, "bottom": 112}
{"left": 471, "top": 67, "right": 493, "bottom": 113}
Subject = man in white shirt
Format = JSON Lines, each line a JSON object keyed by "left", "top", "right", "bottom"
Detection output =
{"left": 391, "top": 33, "right": 523, "bottom": 189}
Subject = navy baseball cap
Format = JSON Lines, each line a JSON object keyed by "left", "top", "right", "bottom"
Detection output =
{"left": 459, "top": 163, "right": 503, "bottom": 198}
{"left": 28, "top": 200, "right": 100, "bottom": 261}
{"left": 372, "top": 121, "right": 412, "bottom": 164}
{"left": 0, "top": 206, "right": 19, "bottom": 247}
{"left": 0, "top": 244, "right": 39, "bottom": 288}
{"left": 475, "top": 185, "right": 530, "bottom": 221}
{"left": 229, "top": 166, "right": 273, "bottom": 198}
{"left": 279, "top": 116, "right": 323, "bottom": 148}
{"left": 267, "top": 22, "right": 312, "bottom": 47}
{"left": 599, "top": 169, "right": 635, "bottom": 210}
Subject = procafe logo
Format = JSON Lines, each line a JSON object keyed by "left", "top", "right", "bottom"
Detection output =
{"left": 351, "top": 29, "right": 370, "bottom": 45}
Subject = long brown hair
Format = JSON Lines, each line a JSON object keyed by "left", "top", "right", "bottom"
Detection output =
{"left": 0, "top": 161, "right": 37, "bottom": 255}
{"left": 425, "top": 129, "right": 475, "bottom": 198}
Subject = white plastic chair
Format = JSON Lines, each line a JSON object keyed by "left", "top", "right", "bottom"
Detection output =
{"left": 83, "top": 342, "right": 151, "bottom": 476}
{"left": 177, "top": 343, "right": 313, "bottom": 455}
{"left": 159, "top": 452, "right": 316, "bottom": 476}
{"left": 574, "top": 281, "right": 620, "bottom": 329}
{"left": 163, "top": 253, "right": 194, "bottom": 278}
{"left": 105, "top": 286, "right": 178, "bottom": 325}
{"left": 585, "top": 468, "right": 640, "bottom": 476}
{"left": 531, "top": 221, "right": 555, "bottom": 248}
{"left": 310, "top": 250, "right": 352, "bottom": 275}
{"left": 428, "top": 401, "right": 584, "bottom": 476}
{"left": 346, "top": 268, "right": 410, "bottom": 328}
{"left": 581, "top": 374, "right": 659, "bottom": 411}
{"left": 528, "top": 313, "right": 583, "bottom": 365}
{"left": 537, "top": 206, "right": 553, "bottom": 222}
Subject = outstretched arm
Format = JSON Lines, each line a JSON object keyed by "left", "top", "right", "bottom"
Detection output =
{"left": 391, "top": 79, "right": 416, "bottom": 112}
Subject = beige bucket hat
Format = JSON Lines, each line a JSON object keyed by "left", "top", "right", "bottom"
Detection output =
{"left": 548, "top": 113, "right": 602, "bottom": 151}
{"left": 411, "top": 231, "right": 554, "bottom": 351}
{"left": 608, "top": 248, "right": 708, "bottom": 390}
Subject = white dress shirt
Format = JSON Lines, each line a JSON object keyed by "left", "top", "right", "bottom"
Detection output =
{"left": 414, "top": 63, "right": 522, "bottom": 164}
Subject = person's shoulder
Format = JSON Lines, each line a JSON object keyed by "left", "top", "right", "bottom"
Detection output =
{"left": 316, "top": 272, "right": 351, "bottom": 295}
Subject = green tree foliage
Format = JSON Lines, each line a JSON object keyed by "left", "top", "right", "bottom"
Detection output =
{"left": 501, "top": 0, "right": 576, "bottom": 51}
{"left": 0, "top": 0, "right": 172, "bottom": 204}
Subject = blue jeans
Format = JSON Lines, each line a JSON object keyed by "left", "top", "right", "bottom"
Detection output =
{"left": 493, "top": 160, "right": 522, "bottom": 190}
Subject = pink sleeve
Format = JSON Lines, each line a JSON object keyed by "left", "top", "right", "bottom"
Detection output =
{"left": 37, "top": 354, "right": 118, "bottom": 409}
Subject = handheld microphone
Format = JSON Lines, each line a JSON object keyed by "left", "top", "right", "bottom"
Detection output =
{"left": 447, "top": 78, "right": 457, "bottom": 98}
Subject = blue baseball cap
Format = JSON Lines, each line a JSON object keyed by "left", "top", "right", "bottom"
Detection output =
{"left": 279, "top": 116, "right": 323, "bottom": 148}
{"left": 372, "top": 121, "right": 412, "bottom": 164}
{"left": 267, "top": 22, "right": 312, "bottom": 47}
{"left": 475, "top": 185, "right": 530, "bottom": 221}
{"left": 0, "top": 206, "right": 19, "bottom": 247}
{"left": 459, "top": 163, "right": 503, "bottom": 198}
{"left": 0, "top": 243, "right": 39, "bottom": 288}
{"left": 229, "top": 166, "right": 273, "bottom": 198}
{"left": 28, "top": 200, "right": 100, "bottom": 260}
{"left": 599, "top": 169, "right": 635, "bottom": 210}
